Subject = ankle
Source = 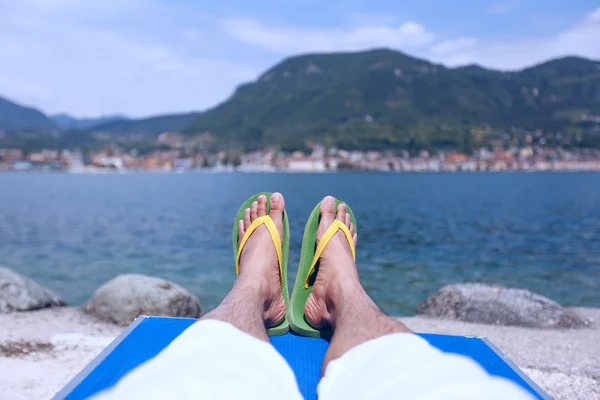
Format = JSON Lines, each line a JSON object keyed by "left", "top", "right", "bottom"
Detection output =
{"left": 233, "top": 273, "right": 284, "bottom": 323}
{"left": 323, "top": 276, "right": 366, "bottom": 318}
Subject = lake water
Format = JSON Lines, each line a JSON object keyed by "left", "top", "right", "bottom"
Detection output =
{"left": 1, "top": 172, "right": 599, "bottom": 315}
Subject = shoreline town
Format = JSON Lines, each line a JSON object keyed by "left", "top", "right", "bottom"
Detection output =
{"left": 1, "top": 131, "right": 600, "bottom": 173}
{"left": 2, "top": 144, "right": 600, "bottom": 173}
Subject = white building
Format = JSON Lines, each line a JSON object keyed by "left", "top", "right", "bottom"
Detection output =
{"left": 287, "top": 158, "right": 327, "bottom": 172}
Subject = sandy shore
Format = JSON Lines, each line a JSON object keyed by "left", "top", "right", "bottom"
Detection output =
{"left": 0, "top": 307, "right": 598, "bottom": 400}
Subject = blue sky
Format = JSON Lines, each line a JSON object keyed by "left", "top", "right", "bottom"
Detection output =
{"left": 0, "top": 0, "right": 599, "bottom": 118}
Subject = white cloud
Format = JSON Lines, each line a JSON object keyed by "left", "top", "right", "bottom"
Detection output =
{"left": 0, "top": 0, "right": 258, "bottom": 117}
{"left": 222, "top": 17, "right": 434, "bottom": 54}
{"left": 223, "top": 8, "right": 600, "bottom": 72}
{"left": 428, "top": 7, "right": 600, "bottom": 69}
{"left": 1, "top": 0, "right": 599, "bottom": 117}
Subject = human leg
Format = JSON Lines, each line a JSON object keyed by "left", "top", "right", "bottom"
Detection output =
{"left": 306, "top": 196, "right": 533, "bottom": 400}
{"left": 304, "top": 196, "right": 411, "bottom": 370}
{"left": 201, "top": 193, "right": 286, "bottom": 341}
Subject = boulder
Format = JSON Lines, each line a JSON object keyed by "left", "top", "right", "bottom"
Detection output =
{"left": 0, "top": 266, "right": 66, "bottom": 313}
{"left": 417, "top": 283, "right": 588, "bottom": 329}
{"left": 84, "top": 274, "right": 202, "bottom": 326}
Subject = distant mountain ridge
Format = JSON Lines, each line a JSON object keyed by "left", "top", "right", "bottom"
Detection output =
{"left": 51, "top": 113, "right": 130, "bottom": 130}
{"left": 91, "top": 112, "right": 199, "bottom": 135}
{"left": 1, "top": 49, "right": 599, "bottom": 151}
{"left": 0, "top": 96, "right": 57, "bottom": 131}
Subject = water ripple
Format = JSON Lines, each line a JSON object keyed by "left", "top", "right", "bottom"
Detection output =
{"left": 1, "top": 172, "right": 599, "bottom": 315}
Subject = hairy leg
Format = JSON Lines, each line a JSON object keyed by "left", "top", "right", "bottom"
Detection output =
{"left": 202, "top": 193, "right": 286, "bottom": 342}
{"left": 304, "top": 196, "right": 411, "bottom": 371}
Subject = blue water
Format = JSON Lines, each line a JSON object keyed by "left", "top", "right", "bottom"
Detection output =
{"left": 1, "top": 172, "right": 599, "bottom": 315}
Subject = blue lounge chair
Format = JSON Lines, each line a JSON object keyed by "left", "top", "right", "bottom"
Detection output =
{"left": 54, "top": 316, "right": 550, "bottom": 400}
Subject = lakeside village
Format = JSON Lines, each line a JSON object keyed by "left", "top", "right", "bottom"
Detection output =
{"left": 1, "top": 132, "right": 600, "bottom": 173}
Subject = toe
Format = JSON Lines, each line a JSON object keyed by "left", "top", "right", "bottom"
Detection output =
{"left": 320, "top": 196, "right": 336, "bottom": 220}
{"left": 269, "top": 193, "right": 285, "bottom": 237}
{"left": 345, "top": 213, "right": 351, "bottom": 229}
{"left": 336, "top": 203, "right": 347, "bottom": 223}
{"left": 244, "top": 208, "right": 251, "bottom": 227}
{"left": 269, "top": 192, "right": 285, "bottom": 218}
{"left": 349, "top": 222, "right": 355, "bottom": 237}
{"left": 257, "top": 195, "right": 267, "bottom": 217}
{"left": 353, "top": 233, "right": 358, "bottom": 247}
{"left": 318, "top": 196, "right": 336, "bottom": 238}
{"left": 238, "top": 220, "right": 245, "bottom": 245}
{"left": 250, "top": 201, "right": 258, "bottom": 221}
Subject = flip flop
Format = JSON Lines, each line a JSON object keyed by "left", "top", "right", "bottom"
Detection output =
{"left": 288, "top": 198, "right": 357, "bottom": 338}
{"left": 232, "top": 192, "right": 290, "bottom": 336}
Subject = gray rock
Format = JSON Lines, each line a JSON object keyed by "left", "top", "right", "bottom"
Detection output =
{"left": 0, "top": 266, "right": 66, "bottom": 313}
{"left": 84, "top": 274, "right": 202, "bottom": 326}
{"left": 417, "top": 283, "right": 588, "bottom": 329}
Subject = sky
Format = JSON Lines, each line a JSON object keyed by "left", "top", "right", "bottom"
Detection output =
{"left": 0, "top": 0, "right": 599, "bottom": 118}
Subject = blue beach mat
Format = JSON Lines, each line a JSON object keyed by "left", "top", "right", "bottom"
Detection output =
{"left": 54, "top": 316, "right": 550, "bottom": 400}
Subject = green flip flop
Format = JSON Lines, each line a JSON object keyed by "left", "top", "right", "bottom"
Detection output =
{"left": 288, "top": 198, "right": 357, "bottom": 338}
{"left": 232, "top": 192, "right": 290, "bottom": 336}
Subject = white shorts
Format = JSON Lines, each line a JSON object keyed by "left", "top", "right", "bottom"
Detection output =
{"left": 93, "top": 320, "right": 533, "bottom": 399}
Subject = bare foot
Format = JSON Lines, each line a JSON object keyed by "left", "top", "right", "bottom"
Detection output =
{"left": 304, "top": 195, "right": 359, "bottom": 329}
{"left": 237, "top": 193, "right": 287, "bottom": 328}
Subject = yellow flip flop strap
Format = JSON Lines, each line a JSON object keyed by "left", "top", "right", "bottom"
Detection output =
{"left": 304, "top": 219, "right": 355, "bottom": 289}
{"left": 236, "top": 215, "right": 283, "bottom": 286}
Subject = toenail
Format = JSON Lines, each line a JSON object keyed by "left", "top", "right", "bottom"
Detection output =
{"left": 327, "top": 197, "right": 335, "bottom": 207}
{"left": 271, "top": 193, "right": 280, "bottom": 203}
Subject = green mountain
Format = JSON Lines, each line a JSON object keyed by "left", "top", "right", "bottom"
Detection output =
{"left": 51, "top": 113, "right": 130, "bottom": 130}
{"left": 0, "top": 96, "right": 57, "bottom": 131}
{"left": 184, "top": 49, "right": 600, "bottom": 150}
{"left": 2, "top": 49, "right": 599, "bottom": 152}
